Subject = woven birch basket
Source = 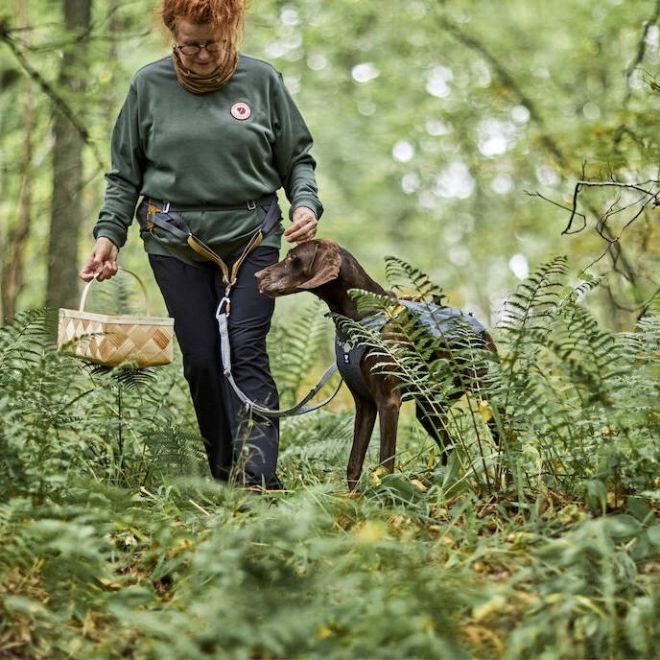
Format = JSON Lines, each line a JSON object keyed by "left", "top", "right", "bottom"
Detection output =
{"left": 58, "top": 269, "right": 174, "bottom": 367}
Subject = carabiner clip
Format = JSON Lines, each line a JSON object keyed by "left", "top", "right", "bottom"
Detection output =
{"left": 217, "top": 296, "right": 231, "bottom": 317}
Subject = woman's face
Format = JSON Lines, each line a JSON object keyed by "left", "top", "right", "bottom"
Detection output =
{"left": 173, "top": 17, "right": 225, "bottom": 75}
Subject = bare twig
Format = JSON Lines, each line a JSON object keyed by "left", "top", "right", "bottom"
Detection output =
{"left": 561, "top": 180, "right": 659, "bottom": 235}
{"left": 188, "top": 499, "right": 211, "bottom": 516}
{"left": 528, "top": 178, "right": 658, "bottom": 302}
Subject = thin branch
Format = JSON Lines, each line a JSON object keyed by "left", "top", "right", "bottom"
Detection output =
{"left": 435, "top": 13, "right": 568, "bottom": 169}
{"left": 0, "top": 18, "right": 105, "bottom": 171}
{"left": 6, "top": 4, "right": 123, "bottom": 50}
{"left": 624, "top": 0, "right": 660, "bottom": 102}
{"left": 601, "top": 282, "right": 660, "bottom": 316}
{"left": 24, "top": 29, "right": 151, "bottom": 53}
{"left": 613, "top": 0, "right": 660, "bottom": 149}
{"left": 525, "top": 190, "right": 588, "bottom": 232}
{"left": 561, "top": 180, "right": 660, "bottom": 235}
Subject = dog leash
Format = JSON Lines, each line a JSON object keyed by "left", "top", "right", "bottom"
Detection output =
{"left": 216, "top": 311, "right": 342, "bottom": 417}
{"left": 143, "top": 196, "right": 342, "bottom": 418}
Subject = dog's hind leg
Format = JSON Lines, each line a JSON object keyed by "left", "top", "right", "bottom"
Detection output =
{"left": 376, "top": 391, "right": 402, "bottom": 475}
{"left": 415, "top": 400, "right": 452, "bottom": 465}
{"left": 486, "top": 412, "right": 502, "bottom": 447}
{"left": 347, "top": 394, "right": 377, "bottom": 491}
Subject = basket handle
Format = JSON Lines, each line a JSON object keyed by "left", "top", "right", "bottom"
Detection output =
{"left": 79, "top": 267, "right": 152, "bottom": 315}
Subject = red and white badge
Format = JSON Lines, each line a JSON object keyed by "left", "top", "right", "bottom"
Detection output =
{"left": 230, "top": 101, "right": 251, "bottom": 120}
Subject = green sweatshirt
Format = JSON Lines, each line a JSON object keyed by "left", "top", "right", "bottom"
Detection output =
{"left": 94, "top": 54, "right": 323, "bottom": 261}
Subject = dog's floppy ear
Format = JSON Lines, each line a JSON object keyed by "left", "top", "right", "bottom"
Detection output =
{"left": 298, "top": 239, "right": 341, "bottom": 290}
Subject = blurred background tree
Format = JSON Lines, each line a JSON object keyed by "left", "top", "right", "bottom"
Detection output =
{"left": 0, "top": 0, "right": 657, "bottom": 327}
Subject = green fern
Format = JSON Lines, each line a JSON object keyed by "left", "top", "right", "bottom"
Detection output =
{"left": 268, "top": 299, "right": 334, "bottom": 406}
{"left": 385, "top": 255, "right": 447, "bottom": 304}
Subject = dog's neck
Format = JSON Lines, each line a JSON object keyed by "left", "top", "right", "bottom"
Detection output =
{"left": 312, "top": 248, "right": 389, "bottom": 321}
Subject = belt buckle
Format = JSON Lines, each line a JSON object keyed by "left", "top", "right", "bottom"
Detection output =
{"left": 147, "top": 200, "right": 170, "bottom": 215}
{"left": 247, "top": 200, "right": 256, "bottom": 211}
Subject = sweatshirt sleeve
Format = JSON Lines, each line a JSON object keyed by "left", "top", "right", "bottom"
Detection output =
{"left": 93, "top": 83, "right": 144, "bottom": 248}
{"left": 271, "top": 73, "right": 324, "bottom": 220}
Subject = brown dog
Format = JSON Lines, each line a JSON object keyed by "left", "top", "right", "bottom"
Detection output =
{"left": 255, "top": 239, "right": 501, "bottom": 490}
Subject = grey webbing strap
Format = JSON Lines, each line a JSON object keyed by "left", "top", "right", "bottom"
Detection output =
{"left": 216, "top": 308, "right": 342, "bottom": 418}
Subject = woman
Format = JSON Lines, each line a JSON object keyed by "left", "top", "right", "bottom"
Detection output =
{"left": 80, "top": 0, "right": 322, "bottom": 490}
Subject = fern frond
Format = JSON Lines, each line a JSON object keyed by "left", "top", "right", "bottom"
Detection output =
{"left": 268, "top": 299, "right": 332, "bottom": 406}
{"left": 348, "top": 288, "right": 397, "bottom": 318}
{"left": 90, "top": 365, "right": 159, "bottom": 390}
{"left": 498, "top": 256, "right": 567, "bottom": 335}
{"left": 384, "top": 256, "right": 446, "bottom": 303}
{"left": 0, "top": 307, "right": 52, "bottom": 368}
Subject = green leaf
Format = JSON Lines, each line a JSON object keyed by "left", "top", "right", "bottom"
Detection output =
{"left": 626, "top": 497, "right": 653, "bottom": 523}
{"left": 646, "top": 525, "right": 660, "bottom": 548}
{"left": 603, "top": 514, "right": 641, "bottom": 539}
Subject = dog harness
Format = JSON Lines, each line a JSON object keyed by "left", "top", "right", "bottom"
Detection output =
{"left": 334, "top": 300, "right": 489, "bottom": 400}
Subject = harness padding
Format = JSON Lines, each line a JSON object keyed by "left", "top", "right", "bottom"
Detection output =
{"left": 334, "top": 300, "right": 489, "bottom": 399}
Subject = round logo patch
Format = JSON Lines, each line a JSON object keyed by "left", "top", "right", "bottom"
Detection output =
{"left": 230, "top": 101, "right": 251, "bottom": 120}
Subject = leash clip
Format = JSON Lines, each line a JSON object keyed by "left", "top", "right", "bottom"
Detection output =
{"left": 218, "top": 296, "right": 231, "bottom": 316}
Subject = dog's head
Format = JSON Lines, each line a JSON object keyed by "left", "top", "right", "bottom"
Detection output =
{"left": 255, "top": 239, "right": 342, "bottom": 297}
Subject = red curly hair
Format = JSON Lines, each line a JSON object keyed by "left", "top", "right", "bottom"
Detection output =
{"left": 161, "top": 0, "right": 246, "bottom": 41}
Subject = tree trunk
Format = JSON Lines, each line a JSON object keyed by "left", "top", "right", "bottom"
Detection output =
{"left": 0, "top": 86, "right": 34, "bottom": 323}
{"left": 1, "top": 0, "right": 35, "bottom": 323}
{"left": 45, "top": 0, "right": 92, "bottom": 310}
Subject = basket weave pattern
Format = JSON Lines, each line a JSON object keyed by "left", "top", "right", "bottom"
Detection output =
{"left": 58, "top": 310, "right": 174, "bottom": 367}
{"left": 57, "top": 269, "right": 174, "bottom": 367}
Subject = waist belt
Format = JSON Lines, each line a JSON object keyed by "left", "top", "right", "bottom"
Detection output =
{"left": 138, "top": 194, "right": 281, "bottom": 306}
{"left": 143, "top": 194, "right": 277, "bottom": 216}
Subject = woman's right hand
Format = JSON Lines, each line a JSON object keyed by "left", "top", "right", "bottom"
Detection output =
{"left": 80, "top": 237, "right": 119, "bottom": 282}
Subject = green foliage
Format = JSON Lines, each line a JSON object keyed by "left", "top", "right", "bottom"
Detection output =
{"left": 267, "top": 298, "right": 332, "bottom": 407}
{"left": 0, "top": 308, "right": 204, "bottom": 500}
{"left": 495, "top": 259, "right": 659, "bottom": 501}
{"left": 1, "top": 0, "right": 659, "bottom": 652}
{"left": 0, "top": 270, "right": 658, "bottom": 656}
{"left": 2, "top": 0, "right": 658, "bottom": 322}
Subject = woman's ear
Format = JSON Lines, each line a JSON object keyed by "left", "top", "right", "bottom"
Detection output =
{"left": 298, "top": 240, "right": 341, "bottom": 289}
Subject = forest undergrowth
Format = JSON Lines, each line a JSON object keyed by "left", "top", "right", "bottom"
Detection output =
{"left": 0, "top": 260, "right": 658, "bottom": 659}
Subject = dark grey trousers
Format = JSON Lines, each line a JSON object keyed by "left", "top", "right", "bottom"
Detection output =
{"left": 149, "top": 247, "right": 281, "bottom": 487}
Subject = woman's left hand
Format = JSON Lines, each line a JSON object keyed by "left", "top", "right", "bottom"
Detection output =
{"left": 284, "top": 206, "right": 318, "bottom": 243}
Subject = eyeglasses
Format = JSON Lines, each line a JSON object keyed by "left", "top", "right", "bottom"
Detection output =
{"left": 174, "top": 41, "right": 223, "bottom": 56}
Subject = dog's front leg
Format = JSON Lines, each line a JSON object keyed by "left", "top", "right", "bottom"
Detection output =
{"left": 347, "top": 394, "right": 377, "bottom": 491}
{"left": 376, "top": 392, "right": 401, "bottom": 475}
